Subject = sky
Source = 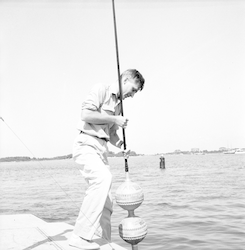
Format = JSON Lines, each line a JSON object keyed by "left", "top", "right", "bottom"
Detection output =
{"left": 0, "top": 0, "right": 244, "bottom": 158}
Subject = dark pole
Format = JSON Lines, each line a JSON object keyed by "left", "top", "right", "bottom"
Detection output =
{"left": 112, "top": 0, "right": 128, "bottom": 172}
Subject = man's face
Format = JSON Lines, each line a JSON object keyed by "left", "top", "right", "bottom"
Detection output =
{"left": 122, "top": 78, "right": 140, "bottom": 100}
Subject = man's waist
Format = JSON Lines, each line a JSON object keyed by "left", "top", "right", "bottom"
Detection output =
{"left": 80, "top": 131, "right": 109, "bottom": 142}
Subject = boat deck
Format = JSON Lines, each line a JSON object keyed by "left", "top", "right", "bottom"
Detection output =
{"left": 0, "top": 214, "right": 127, "bottom": 250}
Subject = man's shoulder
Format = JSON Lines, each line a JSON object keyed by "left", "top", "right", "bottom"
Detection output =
{"left": 92, "top": 83, "right": 117, "bottom": 95}
{"left": 91, "top": 83, "right": 111, "bottom": 91}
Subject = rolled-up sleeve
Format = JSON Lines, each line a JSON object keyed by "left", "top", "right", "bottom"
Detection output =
{"left": 82, "top": 84, "right": 106, "bottom": 111}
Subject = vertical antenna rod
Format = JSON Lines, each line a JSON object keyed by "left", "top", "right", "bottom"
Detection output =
{"left": 112, "top": 0, "right": 129, "bottom": 172}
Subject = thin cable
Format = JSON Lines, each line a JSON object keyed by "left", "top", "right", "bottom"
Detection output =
{"left": 0, "top": 117, "right": 36, "bottom": 158}
{"left": 112, "top": 0, "right": 129, "bottom": 173}
{"left": 0, "top": 117, "right": 114, "bottom": 249}
{"left": 1, "top": 117, "right": 79, "bottom": 208}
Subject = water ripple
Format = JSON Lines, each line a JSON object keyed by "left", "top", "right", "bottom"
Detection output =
{"left": 1, "top": 154, "right": 245, "bottom": 249}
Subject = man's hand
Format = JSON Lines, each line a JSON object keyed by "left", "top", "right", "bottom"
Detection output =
{"left": 115, "top": 116, "right": 128, "bottom": 128}
{"left": 122, "top": 149, "right": 131, "bottom": 159}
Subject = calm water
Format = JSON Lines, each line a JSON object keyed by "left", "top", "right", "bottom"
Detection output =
{"left": 1, "top": 154, "right": 245, "bottom": 250}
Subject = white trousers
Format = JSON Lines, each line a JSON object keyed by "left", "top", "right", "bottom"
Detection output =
{"left": 72, "top": 133, "right": 113, "bottom": 241}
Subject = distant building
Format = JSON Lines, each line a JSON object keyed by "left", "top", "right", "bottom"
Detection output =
{"left": 174, "top": 149, "right": 181, "bottom": 154}
{"left": 219, "top": 147, "right": 227, "bottom": 152}
{"left": 191, "top": 148, "right": 199, "bottom": 153}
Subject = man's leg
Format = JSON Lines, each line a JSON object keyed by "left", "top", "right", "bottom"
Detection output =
{"left": 73, "top": 153, "right": 112, "bottom": 240}
{"left": 98, "top": 191, "right": 113, "bottom": 241}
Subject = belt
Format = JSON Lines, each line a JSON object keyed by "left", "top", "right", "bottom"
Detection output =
{"left": 80, "top": 131, "right": 107, "bottom": 142}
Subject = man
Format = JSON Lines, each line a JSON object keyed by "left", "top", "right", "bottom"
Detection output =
{"left": 69, "top": 69, "right": 145, "bottom": 250}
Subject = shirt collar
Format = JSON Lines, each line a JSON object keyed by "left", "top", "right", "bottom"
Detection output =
{"left": 110, "top": 84, "right": 119, "bottom": 97}
{"left": 110, "top": 84, "right": 122, "bottom": 106}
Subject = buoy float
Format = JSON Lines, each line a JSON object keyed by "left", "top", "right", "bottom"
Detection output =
{"left": 118, "top": 216, "right": 147, "bottom": 246}
{"left": 115, "top": 177, "right": 143, "bottom": 211}
{"left": 115, "top": 173, "right": 147, "bottom": 250}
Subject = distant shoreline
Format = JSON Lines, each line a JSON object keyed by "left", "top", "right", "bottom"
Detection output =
{"left": 0, "top": 154, "right": 72, "bottom": 163}
{"left": 0, "top": 151, "right": 142, "bottom": 162}
{"left": 1, "top": 149, "right": 244, "bottom": 163}
{"left": 1, "top": 148, "right": 244, "bottom": 163}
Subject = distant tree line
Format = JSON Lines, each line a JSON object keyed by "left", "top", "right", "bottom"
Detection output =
{"left": 107, "top": 150, "right": 139, "bottom": 157}
{"left": 0, "top": 154, "right": 73, "bottom": 162}
{"left": 0, "top": 156, "right": 33, "bottom": 162}
{"left": 0, "top": 151, "right": 140, "bottom": 162}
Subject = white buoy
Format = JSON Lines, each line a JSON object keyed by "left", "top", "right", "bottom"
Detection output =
{"left": 115, "top": 173, "right": 147, "bottom": 250}
{"left": 115, "top": 175, "right": 144, "bottom": 212}
{"left": 119, "top": 216, "right": 147, "bottom": 246}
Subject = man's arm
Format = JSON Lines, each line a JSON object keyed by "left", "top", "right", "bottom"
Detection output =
{"left": 109, "top": 125, "right": 123, "bottom": 148}
{"left": 81, "top": 83, "right": 128, "bottom": 127}
{"left": 82, "top": 109, "right": 128, "bottom": 128}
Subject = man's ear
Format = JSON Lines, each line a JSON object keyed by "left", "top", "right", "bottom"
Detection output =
{"left": 122, "top": 77, "right": 127, "bottom": 84}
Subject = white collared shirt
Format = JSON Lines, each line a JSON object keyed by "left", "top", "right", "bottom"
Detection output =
{"left": 77, "top": 83, "right": 121, "bottom": 141}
